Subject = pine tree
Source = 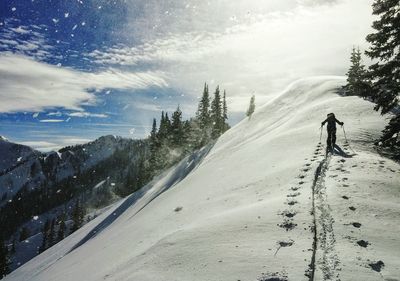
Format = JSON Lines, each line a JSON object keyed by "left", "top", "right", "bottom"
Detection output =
{"left": 165, "top": 113, "right": 171, "bottom": 128}
{"left": 210, "top": 86, "right": 223, "bottom": 138}
{"left": 149, "top": 118, "right": 159, "bottom": 171}
{"left": 246, "top": 95, "right": 256, "bottom": 119}
{"left": 222, "top": 90, "right": 229, "bottom": 132}
{"left": 57, "top": 216, "right": 66, "bottom": 242}
{"left": 365, "top": 0, "right": 399, "bottom": 114}
{"left": 71, "top": 200, "right": 84, "bottom": 232}
{"left": 0, "top": 237, "right": 9, "bottom": 278}
{"left": 365, "top": 0, "right": 400, "bottom": 150}
{"left": 196, "top": 83, "right": 211, "bottom": 130}
{"left": 39, "top": 219, "right": 50, "bottom": 252}
{"left": 135, "top": 153, "right": 149, "bottom": 191}
{"left": 48, "top": 219, "right": 55, "bottom": 246}
{"left": 171, "top": 106, "right": 184, "bottom": 146}
{"left": 158, "top": 111, "right": 167, "bottom": 140}
{"left": 343, "top": 47, "right": 369, "bottom": 97}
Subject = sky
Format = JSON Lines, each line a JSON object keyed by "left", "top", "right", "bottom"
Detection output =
{"left": 0, "top": 0, "right": 375, "bottom": 151}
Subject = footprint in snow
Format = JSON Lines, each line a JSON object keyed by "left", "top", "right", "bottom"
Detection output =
{"left": 286, "top": 200, "right": 297, "bottom": 206}
{"left": 287, "top": 192, "right": 300, "bottom": 198}
{"left": 274, "top": 240, "right": 294, "bottom": 256}
{"left": 357, "top": 240, "right": 369, "bottom": 248}
{"left": 257, "top": 272, "right": 288, "bottom": 281}
{"left": 280, "top": 211, "right": 296, "bottom": 218}
{"left": 368, "top": 260, "right": 385, "bottom": 272}
{"left": 278, "top": 220, "right": 297, "bottom": 231}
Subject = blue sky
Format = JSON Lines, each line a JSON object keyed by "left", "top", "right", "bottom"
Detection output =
{"left": 0, "top": 0, "right": 374, "bottom": 151}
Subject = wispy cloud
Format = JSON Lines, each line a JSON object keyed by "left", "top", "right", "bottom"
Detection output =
{"left": 0, "top": 54, "right": 168, "bottom": 113}
{"left": 0, "top": 19, "right": 55, "bottom": 60}
{"left": 68, "top": 112, "right": 108, "bottom": 118}
{"left": 19, "top": 138, "right": 92, "bottom": 151}
{"left": 87, "top": 0, "right": 374, "bottom": 113}
{"left": 39, "top": 119, "right": 65, "bottom": 123}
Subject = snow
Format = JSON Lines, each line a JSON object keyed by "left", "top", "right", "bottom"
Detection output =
{"left": 4, "top": 77, "right": 400, "bottom": 281}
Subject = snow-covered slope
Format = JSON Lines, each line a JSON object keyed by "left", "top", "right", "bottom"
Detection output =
{"left": 4, "top": 77, "right": 400, "bottom": 281}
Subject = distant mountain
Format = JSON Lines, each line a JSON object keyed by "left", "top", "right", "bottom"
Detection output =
{"left": 0, "top": 135, "right": 149, "bottom": 272}
{"left": 0, "top": 137, "right": 43, "bottom": 203}
{"left": 0, "top": 135, "right": 142, "bottom": 205}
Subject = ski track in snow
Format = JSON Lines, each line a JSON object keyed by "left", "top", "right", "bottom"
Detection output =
{"left": 310, "top": 143, "right": 341, "bottom": 281}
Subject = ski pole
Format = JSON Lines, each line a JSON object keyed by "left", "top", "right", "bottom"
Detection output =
{"left": 319, "top": 125, "right": 323, "bottom": 143}
{"left": 342, "top": 125, "right": 356, "bottom": 154}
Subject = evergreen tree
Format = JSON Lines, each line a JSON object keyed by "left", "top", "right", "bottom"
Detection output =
{"left": 0, "top": 237, "right": 9, "bottom": 278}
{"left": 196, "top": 83, "right": 211, "bottom": 129}
{"left": 222, "top": 90, "right": 229, "bottom": 132}
{"left": 365, "top": 0, "right": 400, "bottom": 150}
{"left": 149, "top": 118, "right": 160, "bottom": 171}
{"left": 158, "top": 111, "right": 167, "bottom": 140}
{"left": 171, "top": 106, "right": 184, "bottom": 146}
{"left": 39, "top": 219, "right": 50, "bottom": 252}
{"left": 48, "top": 219, "right": 55, "bottom": 246}
{"left": 210, "top": 86, "right": 223, "bottom": 138}
{"left": 365, "top": 0, "right": 399, "bottom": 113}
{"left": 343, "top": 47, "right": 369, "bottom": 97}
{"left": 71, "top": 200, "right": 85, "bottom": 232}
{"left": 135, "top": 153, "right": 149, "bottom": 190}
{"left": 186, "top": 118, "right": 203, "bottom": 149}
{"left": 246, "top": 95, "right": 256, "bottom": 119}
{"left": 165, "top": 113, "right": 171, "bottom": 134}
{"left": 57, "top": 216, "right": 66, "bottom": 242}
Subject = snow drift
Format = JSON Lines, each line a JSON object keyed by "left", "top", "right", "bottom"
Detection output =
{"left": 4, "top": 76, "right": 400, "bottom": 281}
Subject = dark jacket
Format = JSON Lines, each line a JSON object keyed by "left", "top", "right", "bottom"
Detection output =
{"left": 322, "top": 113, "right": 343, "bottom": 131}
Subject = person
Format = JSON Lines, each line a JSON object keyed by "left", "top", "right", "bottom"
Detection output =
{"left": 321, "top": 113, "right": 344, "bottom": 150}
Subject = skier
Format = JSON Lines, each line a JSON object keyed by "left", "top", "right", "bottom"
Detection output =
{"left": 321, "top": 113, "right": 344, "bottom": 151}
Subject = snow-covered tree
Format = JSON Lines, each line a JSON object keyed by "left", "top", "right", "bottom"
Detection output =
{"left": 211, "top": 86, "right": 223, "bottom": 138}
{"left": 222, "top": 90, "right": 230, "bottom": 132}
{"left": 343, "top": 47, "right": 369, "bottom": 97}
{"left": 196, "top": 83, "right": 211, "bottom": 130}
{"left": 171, "top": 106, "right": 184, "bottom": 146}
{"left": 149, "top": 118, "right": 159, "bottom": 169}
{"left": 365, "top": 0, "right": 400, "bottom": 150}
{"left": 246, "top": 95, "right": 256, "bottom": 119}
{"left": 365, "top": 0, "right": 399, "bottom": 113}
